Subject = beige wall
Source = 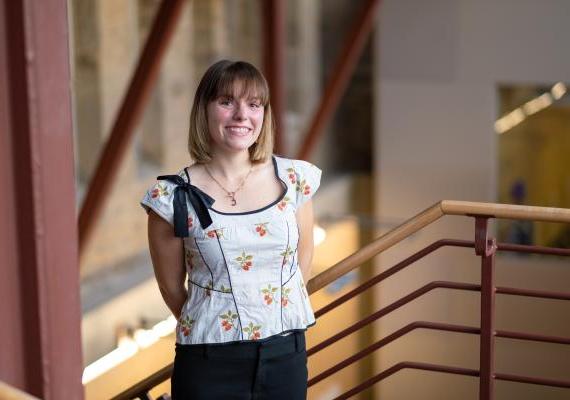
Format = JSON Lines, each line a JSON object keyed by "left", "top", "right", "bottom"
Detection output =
{"left": 374, "top": 0, "right": 570, "bottom": 399}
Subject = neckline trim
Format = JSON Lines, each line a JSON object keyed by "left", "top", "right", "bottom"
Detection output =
{"left": 184, "top": 155, "right": 288, "bottom": 216}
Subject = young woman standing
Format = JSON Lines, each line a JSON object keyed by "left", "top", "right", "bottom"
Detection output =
{"left": 140, "top": 60, "right": 321, "bottom": 399}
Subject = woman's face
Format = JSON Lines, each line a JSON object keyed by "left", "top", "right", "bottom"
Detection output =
{"left": 206, "top": 86, "right": 265, "bottom": 155}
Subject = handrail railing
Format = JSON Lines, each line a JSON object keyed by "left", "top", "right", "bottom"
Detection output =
{"left": 0, "top": 382, "right": 40, "bottom": 400}
{"left": 109, "top": 200, "right": 570, "bottom": 400}
{"left": 307, "top": 200, "right": 570, "bottom": 293}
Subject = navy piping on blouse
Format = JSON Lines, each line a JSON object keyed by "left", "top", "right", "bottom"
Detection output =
{"left": 187, "top": 278, "right": 232, "bottom": 294}
{"left": 279, "top": 219, "right": 291, "bottom": 332}
{"left": 281, "top": 266, "right": 299, "bottom": 287}
{"left": 289, "top": 247, "right": 298, "bottom": 278}
{"left": 214, "top": 231, "right": 244, "bottom": 340}
{"left": 194, "top": 238, "right": 215, "bottom": 287}
{"left": 291, "top": 222, "right": 301, "bottom": 277}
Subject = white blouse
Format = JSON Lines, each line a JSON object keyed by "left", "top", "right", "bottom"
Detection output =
{"left": 140, "top": 155, "right": 322, "bottom": 345}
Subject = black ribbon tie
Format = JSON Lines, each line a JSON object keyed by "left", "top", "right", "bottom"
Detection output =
{"left": 156, "top": 174, "right": 215, "bottom": 236}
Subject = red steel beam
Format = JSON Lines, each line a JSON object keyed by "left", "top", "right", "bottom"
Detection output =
{"left": 262, "top": 0, "right": 285, "bottom": 155}
{"left": 1, "top": 0, "right": 83, "bottom": 398}
{"left": 297, "top": 0, "right": 382, "bottom": 160}
{"left": 78, "top": 0, "right": 187, "bottom": 257}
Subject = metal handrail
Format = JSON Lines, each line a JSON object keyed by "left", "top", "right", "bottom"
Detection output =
{"left": 110, "top": 201, "right": 570, "bottom": 399}
{"left": 307, "top": 200, "right": 570, "bottom": 293}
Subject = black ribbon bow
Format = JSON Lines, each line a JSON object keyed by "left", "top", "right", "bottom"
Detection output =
{"left": 156, "top": 174, "right": 215, "bottom": 237}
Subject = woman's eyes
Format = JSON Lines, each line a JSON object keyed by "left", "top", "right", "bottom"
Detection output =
{"left": 218, "top": 99, "right": 262, "bottom": 109}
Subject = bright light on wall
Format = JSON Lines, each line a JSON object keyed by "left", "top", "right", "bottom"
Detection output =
{"left": 82, "top": 316, "right": 177, "bottom": 384}
{"left": 314, "top": 224, "right": 326, "bottom": 246}
{"left": 495, "top": 82, "right": 566, "bottom": 135}
{"left": 82, "top": 339, "right": 138, "bottom": 384}
{"left": 551, "top": 82, "right": 567, "bottom": 100}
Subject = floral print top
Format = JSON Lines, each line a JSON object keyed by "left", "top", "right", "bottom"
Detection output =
{"left": 140, "top": 155, "right": 322, "bottom": 344}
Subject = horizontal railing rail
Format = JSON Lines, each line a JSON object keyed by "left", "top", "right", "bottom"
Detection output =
{"left": 335, "top": 361, "right": 481, "bottom": 400}
{"left": 315, "top": 238, "right": 570, "bottom": 399}
{"left": 109, "top": 201, "right": 570, "bottom": 400}
{"left": 308, "top": 280, "right": 482, "bottom": 356}
{"left": 305, "top": 238, "right": 570, "bottom": 385}
{"left": 308, "top": 321, "right": 481, "bottom": 387}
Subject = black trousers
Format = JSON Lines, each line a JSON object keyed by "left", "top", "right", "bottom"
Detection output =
{"left": 171, "top": 331, "right": 308, "bottom": 400}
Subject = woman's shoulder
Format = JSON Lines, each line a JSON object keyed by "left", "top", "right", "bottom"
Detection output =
{"left": 272, "top": 155, "right": 321, "bottom": 173}
{"left": 272, "top": 155, "right": 322, "bottom": 204}
{"left": 154, "top": 166, "right": 191, "bottom": 186}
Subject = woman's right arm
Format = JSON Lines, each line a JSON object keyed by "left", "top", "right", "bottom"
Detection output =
{"left": 147, "top": 210, "right": 187, "bottom": 320}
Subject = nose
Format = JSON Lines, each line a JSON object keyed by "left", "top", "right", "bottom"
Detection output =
{"left": 232, "top": 102, "right": 246, "bottom": 121}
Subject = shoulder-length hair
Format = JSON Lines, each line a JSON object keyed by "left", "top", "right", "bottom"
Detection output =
{"left": 188, "top": 60, "right": 274, "bottom": 164}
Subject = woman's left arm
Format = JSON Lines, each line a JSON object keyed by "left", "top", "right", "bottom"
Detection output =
{"left": 296, "top": 199, "right": 315, "bottom": 283}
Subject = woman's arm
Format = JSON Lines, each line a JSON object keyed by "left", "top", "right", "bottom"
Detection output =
{"left": 147, "top": 210, "right": 187, "bottom": 320}
{"left": 296, "top": 199, "right": 315, "bottom": 283}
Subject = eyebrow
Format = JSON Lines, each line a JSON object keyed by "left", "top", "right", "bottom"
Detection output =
{"left": 217, "top": 94, "right": 262, "bottom": 103}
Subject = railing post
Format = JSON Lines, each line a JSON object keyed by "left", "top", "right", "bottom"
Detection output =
{"left": 474, "top": 217, "right": 497, "bottom": 400}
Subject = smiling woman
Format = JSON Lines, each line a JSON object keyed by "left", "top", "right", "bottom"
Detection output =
{"left": 188, "top": 60, "right": 274, "bottom": 165}
{"left": 207, "top": 93, "right": 264, "bottom": 153}
{"left": 140, "top": 60, "right": 322, "bottom": 400}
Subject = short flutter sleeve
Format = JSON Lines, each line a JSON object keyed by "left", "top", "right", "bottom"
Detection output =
{"left": 291, "top": 159, "right": 322, "bottom": 208}
{"left": 140, "top": 181, "right": 175, "bottom": 226}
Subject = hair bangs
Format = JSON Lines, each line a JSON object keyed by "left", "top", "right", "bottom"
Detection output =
{"left": 213, "top": 64, "right": 269, "bottom": 105}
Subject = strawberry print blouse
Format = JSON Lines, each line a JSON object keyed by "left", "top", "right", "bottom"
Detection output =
{"left": 140, "top": 155, "right": 322, "bottom": 344}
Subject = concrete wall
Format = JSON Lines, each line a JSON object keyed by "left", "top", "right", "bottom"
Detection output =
{"left": 374, "top": 1, "right": 570, "bottom": 398}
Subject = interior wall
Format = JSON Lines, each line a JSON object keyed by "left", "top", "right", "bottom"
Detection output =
{"left": 373, "top": 0, "right": 570, "bottom": 399}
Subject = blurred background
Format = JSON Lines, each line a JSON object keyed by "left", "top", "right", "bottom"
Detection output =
{"left": 2, "top": 0, "right": 570, "bottom": 399}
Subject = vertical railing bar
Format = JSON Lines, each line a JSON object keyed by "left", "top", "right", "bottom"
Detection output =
{"left": 475, "top": 216, "right": 497, "bottom": 400}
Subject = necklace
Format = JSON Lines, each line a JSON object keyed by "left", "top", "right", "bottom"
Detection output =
{"left": 204, "top": 164, "right": 253, "bottom": 206}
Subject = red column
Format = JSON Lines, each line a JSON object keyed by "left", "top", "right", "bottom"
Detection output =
{"left": 262, "top": 0, "right": 285, "bottom": 155}
{"left": 0, "top": 0, "right": 83, "bottom": 399}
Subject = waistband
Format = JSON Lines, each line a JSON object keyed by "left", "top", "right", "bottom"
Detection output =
{"left": 175, "top": 331, "right": 306, "bottom": 360}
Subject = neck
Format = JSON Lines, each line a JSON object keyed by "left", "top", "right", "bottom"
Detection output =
{"left": 206, "top": 149, "right": 253, "bottom": 181}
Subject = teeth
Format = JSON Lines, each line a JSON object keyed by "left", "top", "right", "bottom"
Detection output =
{"left": 228, "top": 127, "right": 250, "bottom": 133}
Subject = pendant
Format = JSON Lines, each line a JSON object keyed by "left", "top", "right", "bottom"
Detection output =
{"left": 228, "top": 192, "right": 237, "bottom": 206}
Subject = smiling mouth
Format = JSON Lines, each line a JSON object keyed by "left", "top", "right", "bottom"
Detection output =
{"left": 226, "top": 126, "right": 251, "bottom": 135}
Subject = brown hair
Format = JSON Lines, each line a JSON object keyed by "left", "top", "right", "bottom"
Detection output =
{"left": 188, "top": 60, "right": 274, "bottom": 163}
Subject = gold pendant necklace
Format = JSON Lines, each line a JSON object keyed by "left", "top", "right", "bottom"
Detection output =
{"left": 205, "top": 164, "right": 253, "bottom": 206}
{"left": 227, "top": 192, "right": 237, "bottom": 206}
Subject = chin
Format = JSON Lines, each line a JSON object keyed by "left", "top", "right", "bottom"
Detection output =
{"left": 225, "top": 143, "right": 254, "bottom": 153}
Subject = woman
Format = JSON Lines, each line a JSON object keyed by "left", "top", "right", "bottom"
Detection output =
{"left": 140, "top": 60, "right": 321, "bottom": 399}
